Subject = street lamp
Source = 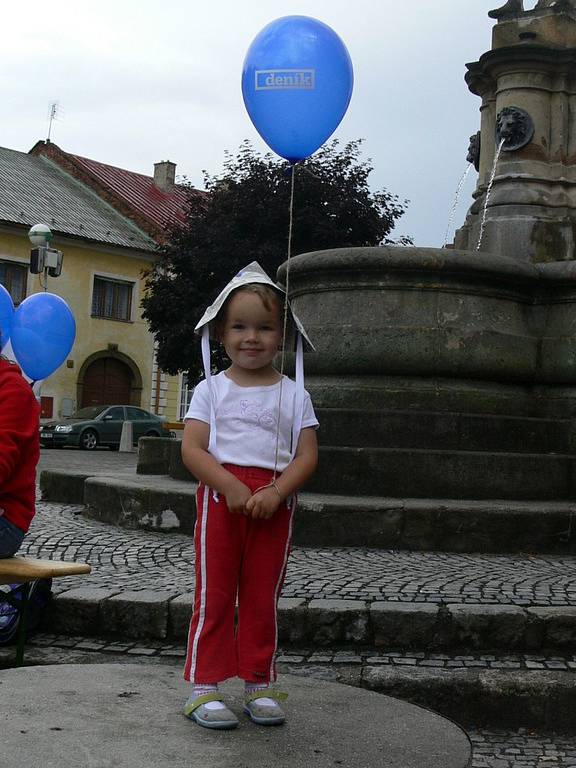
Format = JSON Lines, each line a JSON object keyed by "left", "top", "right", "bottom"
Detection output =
{"left": 28, "top": 224, "right": 63, "bottom": 287}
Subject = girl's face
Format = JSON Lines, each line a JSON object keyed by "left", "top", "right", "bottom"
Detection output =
{"left": 221, "top": 290, "right": 282, "bottom": 374}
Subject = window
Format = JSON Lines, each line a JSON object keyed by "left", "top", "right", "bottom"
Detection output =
{"left": 179, "top": 373, "right": 193, "bottom": 420}
{"left": 92, "top": 277, "right": 133, "bottom": 321}
{"left": 103, "top": 407, "right": 124, "bottom": 420}
{"left": 0, "top": 261, "right": 27, "bottom": 305}
{"left": 126, "top": 407, "right": 151, "bottom": 421}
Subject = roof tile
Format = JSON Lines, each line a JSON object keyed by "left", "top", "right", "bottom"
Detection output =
{"left": 69, "top": 153, "right": 191, "bottom": 232}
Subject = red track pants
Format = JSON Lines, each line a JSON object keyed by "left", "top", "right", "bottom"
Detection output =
{"left": 184, "top": 465, "right": 294, "bottom": 684}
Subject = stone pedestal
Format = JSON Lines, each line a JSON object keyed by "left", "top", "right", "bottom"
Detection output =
{"left": 1, "top": 664, "right": 471, "bottom": 768}
{"left": 455, "top": 5, "right": 576, "bottom": 262}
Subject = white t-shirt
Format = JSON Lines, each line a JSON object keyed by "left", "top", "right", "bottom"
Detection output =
{"left": 185, "top": 371, "right": 319, "bottom": 472}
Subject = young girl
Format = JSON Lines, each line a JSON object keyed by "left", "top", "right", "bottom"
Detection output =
{"left": 181, "top": 262, "right": 318, "bottom": 730}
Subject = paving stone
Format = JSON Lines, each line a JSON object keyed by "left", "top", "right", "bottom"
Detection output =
{"left": 527, "top": 607, "right": 576, "bottom": 652}
{"left": 448, "top": 604, "right": 527, "bottom": 651}
{"left": 307, "top": 599, "right": 368, "bottom": 645}
{"left": 333, "top": 652, "right": 362, "bottom": 664}
{"left": 371, "top": 601, "right": 442, "bottom": 649}
{"left": 102, "top": 590, "right": 175, "bottom": 639}
{"left": 48, "top": 587, "right": 121, "bottom": 635}
{"left": 167, "top": 592, "right": 193, "bottom": 639}
{"left": 126, "top": 647, "right": 158, "bottom": 656}
{"left": 73, "top": 641, "right": 107, "bottom": 651}
{"left": 277, "top": 597, "right": 308, "bottom": 644}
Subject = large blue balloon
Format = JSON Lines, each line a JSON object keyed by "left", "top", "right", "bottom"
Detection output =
{"left": 0, "top": 283, "right": 14, "bottom": 351}
{"left": 242, "top": 16, "right": 354, "bottom": 163}
{"left": 11, "top": 293, "right": 76, "bottom": 381}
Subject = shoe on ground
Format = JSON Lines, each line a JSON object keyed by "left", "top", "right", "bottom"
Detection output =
{"left": 183, "top": 693, "right": 239, "bottom": 730}
{"left": 243, "top": 690, "right": 287, "bottom": 726}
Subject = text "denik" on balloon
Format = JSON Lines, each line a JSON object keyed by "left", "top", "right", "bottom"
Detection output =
{"left": 255, "top": 69, "right": 316, "bottom": 90}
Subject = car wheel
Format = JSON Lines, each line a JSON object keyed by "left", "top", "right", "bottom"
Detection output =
{"left": 80, "top": 429, "right": 98, "bottom": 451}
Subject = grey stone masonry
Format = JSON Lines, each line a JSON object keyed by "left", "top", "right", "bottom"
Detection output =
{"left": 100, "top": 590, "right": 176, "bottom": 640}
{"left": 371, "top": 601, "right": 442, "bottom": 649}
{"left": 307, "top": 599, "right": 369, "bottom": 645}
{"left": 47, "top": 587, "right": 121, "bottom": 635}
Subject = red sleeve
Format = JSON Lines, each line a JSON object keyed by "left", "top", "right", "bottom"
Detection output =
{"left": 0, "top": 377, "right": 39, "bottom": 486}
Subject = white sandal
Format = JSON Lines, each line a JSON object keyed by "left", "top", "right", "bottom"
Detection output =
{"left": 243, "top": 690, "right": 287, "bottom": 726}
{"left": 183, "top": 693, "right": 239, "bottom": 730}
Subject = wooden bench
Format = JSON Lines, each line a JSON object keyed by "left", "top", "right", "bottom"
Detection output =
{"left": 0, "top": 557, "right": 91, "bottom": 666}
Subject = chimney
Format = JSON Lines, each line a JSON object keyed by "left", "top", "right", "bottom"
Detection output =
{"left": 154, "top": 161, "right": 176, "bottom": 191}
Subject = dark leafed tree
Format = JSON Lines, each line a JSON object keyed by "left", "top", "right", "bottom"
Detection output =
{"left": 141, "top": 138, "right": 411, "bottom": 378}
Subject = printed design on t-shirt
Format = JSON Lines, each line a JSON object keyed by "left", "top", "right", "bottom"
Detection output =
{"left": 239, "top": 399, "right": 276, "bottom": 430}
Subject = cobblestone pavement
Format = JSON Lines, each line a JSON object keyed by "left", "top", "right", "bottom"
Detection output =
{"left": 11, "top": 631, "right": 576, "bottom": 671}
{"left": 24, "top": 498, "right": 576, "bottom": 607}
{"left": 38, "top": 446, "right": 138, "bottom": 473}
{"left": 468, "top": 729, "right": 576, "bottom": 767}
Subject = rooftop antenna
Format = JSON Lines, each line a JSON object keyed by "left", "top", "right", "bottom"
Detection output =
{"left": 47, "top": 101, "right": 62, "bottom": 142}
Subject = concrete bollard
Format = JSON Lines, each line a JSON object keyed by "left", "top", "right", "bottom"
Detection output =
{"left": 119, "top": 421, "right": 134, "bottom": 452}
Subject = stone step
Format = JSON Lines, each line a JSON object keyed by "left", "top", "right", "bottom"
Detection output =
{"left": 315, "top": 407, "right": 574, "bottom": 454}
{"left": 361, "top": 665, "right": 576, "bottom": 734}
{"left": 44, "top": 588, "right": 576, "bottom": 657}
{"left": 309, "top": 446, "right": 576, "bottom": 499}
{"left": 39, "top": 468, "right": 576, "bottom": 553}
{"left": 142, "top": 437, "right": 576, "bottom": 502}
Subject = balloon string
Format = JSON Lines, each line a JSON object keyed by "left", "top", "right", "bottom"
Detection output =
{"left": 273, "top": 163, "right": 297, "bottom": 481}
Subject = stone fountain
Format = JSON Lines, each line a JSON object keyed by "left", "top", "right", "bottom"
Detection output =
{"left": 278, "top": 1, "right": 576, "bottom": 511}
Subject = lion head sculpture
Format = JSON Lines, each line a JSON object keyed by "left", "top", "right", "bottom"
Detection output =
{"left": 496, "top": 107, "right": 535, "bottom": 151}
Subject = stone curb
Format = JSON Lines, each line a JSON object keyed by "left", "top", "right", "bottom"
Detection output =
{"left": 40, "top": 469, "right": 576, "bottom": 553}
{"left": 361, "top": 666, "right": 576, "bottom": 733}
{"left": 45, "top": 592, "right": 576, "bottom": 654}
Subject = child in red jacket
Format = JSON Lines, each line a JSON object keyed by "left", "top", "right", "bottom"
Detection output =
{"left": 0, "top": 356, "right": 40, "bottom": 557}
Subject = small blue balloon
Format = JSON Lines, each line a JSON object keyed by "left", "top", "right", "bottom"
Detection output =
{"left": 242, "top": 16, "right": 354, "bottom": 163}
{"left": 0, "top": 283, "right": 14, "bottom": 351}
{"left": 11, "top": 293, "right": 76, "bottom": 381}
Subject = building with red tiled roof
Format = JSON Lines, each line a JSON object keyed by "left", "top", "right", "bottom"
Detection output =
{"left": 0, "top": 143, "right": 190, "bottom": 425}
{"left": 29, "top": 140, "right": 201, "bottom": 241}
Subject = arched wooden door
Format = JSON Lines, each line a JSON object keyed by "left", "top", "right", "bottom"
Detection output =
{"left": 81, "top": 357, "right": 132, "bottom": 407}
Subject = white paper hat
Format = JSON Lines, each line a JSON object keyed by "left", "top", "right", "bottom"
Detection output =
{"left": 194, "top": 261, "right": 313, "bottom": 350}
{"left": 195, "top": 261, "right": 312, "bottom": 470}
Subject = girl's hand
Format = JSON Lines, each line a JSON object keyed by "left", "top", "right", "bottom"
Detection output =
{"left": 224, "top": 480, "right": 252, "bottom": 515}
{"left": 245, "top": 487, "right": 282, "bottom": 519}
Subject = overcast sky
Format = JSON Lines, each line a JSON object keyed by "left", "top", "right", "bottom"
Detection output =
{"left": 2, "top": 1, "right": 520, "bottom": 246}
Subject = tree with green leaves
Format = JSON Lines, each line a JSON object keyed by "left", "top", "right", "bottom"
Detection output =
{"left": 141, "top": 138, "right": 410, "bottom": 378}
